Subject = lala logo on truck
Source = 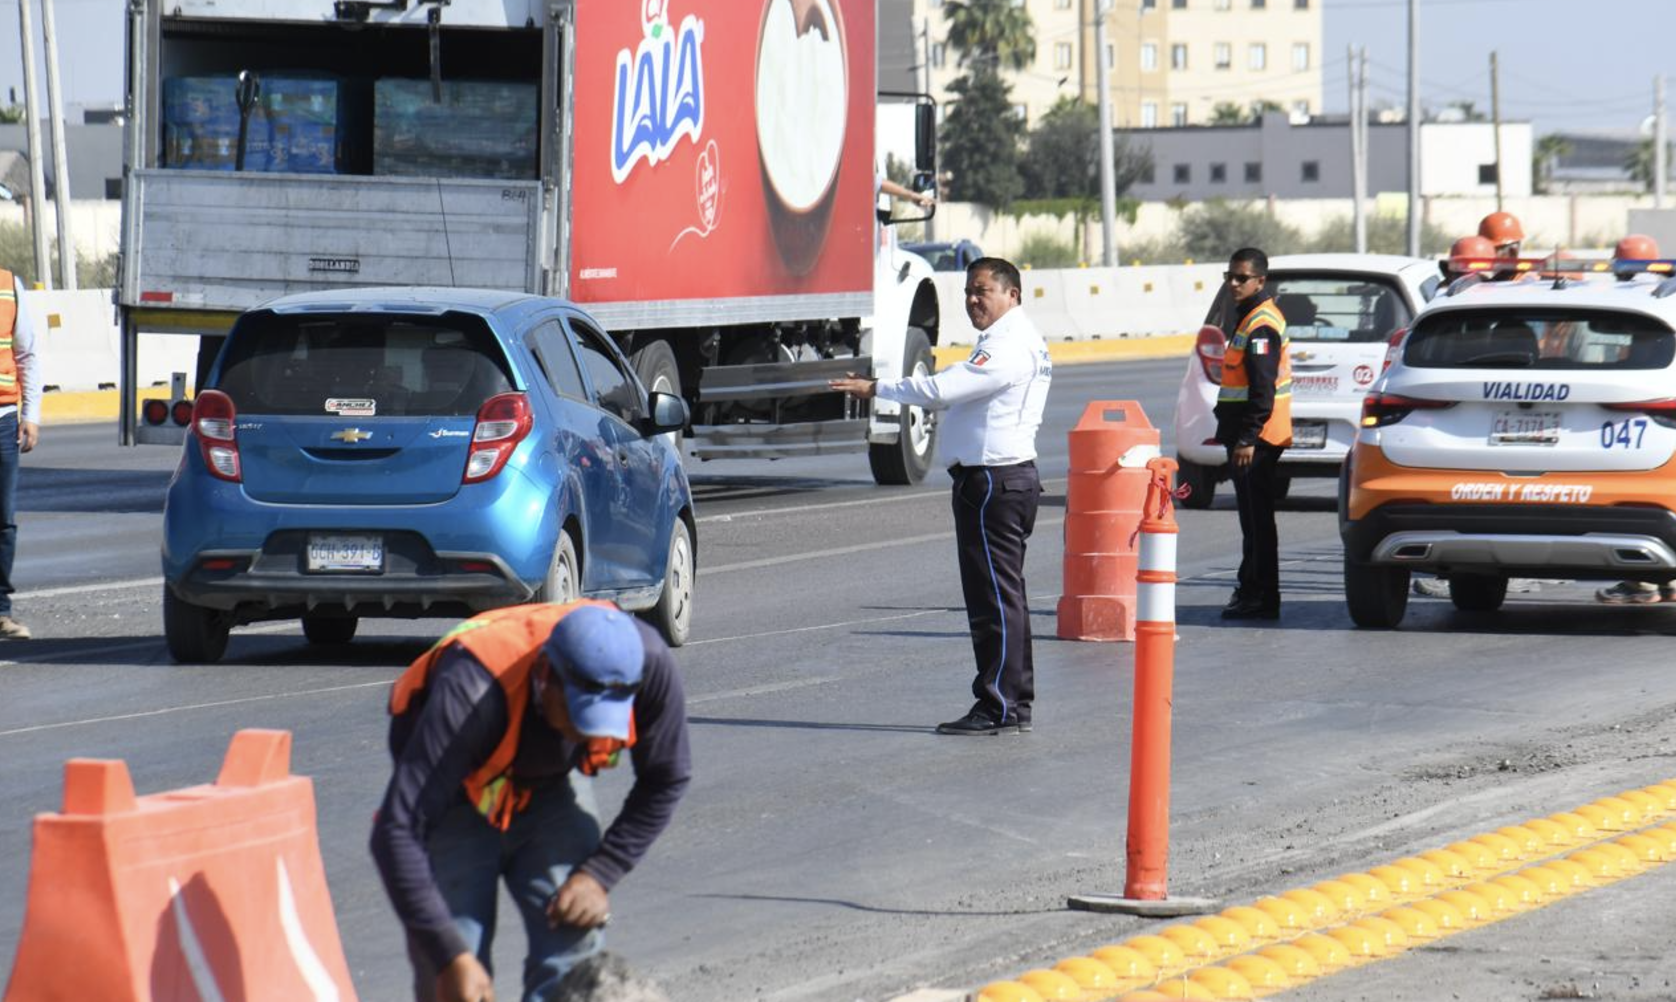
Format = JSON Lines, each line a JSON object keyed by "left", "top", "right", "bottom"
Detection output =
{"left": 611, "top": 0, "right": 706, "bottom": 184}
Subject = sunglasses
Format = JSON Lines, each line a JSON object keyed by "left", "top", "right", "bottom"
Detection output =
{"left": 1224, "top": 271, "right": 1263, "bottom": 284}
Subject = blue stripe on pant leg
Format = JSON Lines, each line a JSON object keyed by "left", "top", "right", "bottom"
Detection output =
{"left": 977, "top": 469, "right": 1008, "bottom": 720}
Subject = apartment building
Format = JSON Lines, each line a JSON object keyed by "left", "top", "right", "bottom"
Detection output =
{"left": 911, "top": 0, "right": 1322, "bottom": 131}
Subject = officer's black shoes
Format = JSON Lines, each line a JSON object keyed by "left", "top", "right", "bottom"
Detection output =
{"left": 1223, "top": 591, "right": 1247, "bottom": 612}
{"left": 936, "top": 704, "right": 1024, "bottom": 735}
{"left": 1015, "top": 707, "right": 1033, "bottom": 733}
{"left": 1220, "top": 599, "right": 1280, "bottom": 621}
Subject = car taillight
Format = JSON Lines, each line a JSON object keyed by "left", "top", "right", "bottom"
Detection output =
{"left": 193, "top": 390, "right": 241, "bottom": 482}
{"left": 1381, "top": 327, "right": 1408, "bottom": 373}
{"left": 1360, "top": 392, "right": 1454, "bottom": 428}
{"left": 1195, "top": 324, "right": 1227, "bottom": 384}
{"left": 464, "top": 392, "right": 533, "bottom": 483}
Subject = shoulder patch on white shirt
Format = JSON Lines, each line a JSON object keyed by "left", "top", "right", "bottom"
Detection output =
{"left": 1251, "top": 338, "right": 1270, "bottom": 355}
{"left": 968, "top": 349, "right": 991, "bottom": 367}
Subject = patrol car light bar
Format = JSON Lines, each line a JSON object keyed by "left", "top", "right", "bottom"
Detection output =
{"left": 1446, "top": 256, "right": 1676, "bottom": 277}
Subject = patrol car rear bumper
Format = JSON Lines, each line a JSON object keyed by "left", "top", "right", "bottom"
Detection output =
{"left": 1342, "top": 504, "right": 1676, "bottom": 580}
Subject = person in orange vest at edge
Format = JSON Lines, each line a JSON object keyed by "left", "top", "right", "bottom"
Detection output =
{"left": 1597, "top": 233, "right": 1676, "bottom": 605}
{"left": 1214, "top": 247, "right": 1292, "bottom": 620}
{"left": 371, "top": 601, "right": 692, "bottom": 1002}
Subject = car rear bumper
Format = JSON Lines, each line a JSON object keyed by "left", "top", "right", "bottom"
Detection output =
{"left": 170, "top": 534, "right": 538, "bottom": 618}
{"left": 1342, "top": 503, "right": 1676, "bottom": 579}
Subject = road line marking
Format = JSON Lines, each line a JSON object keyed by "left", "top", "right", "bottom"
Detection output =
{"left": 688, "top": 676, "right": 843, "bottom": 705}
{"left": 18, "top": 576, "right": 161, "bottom": 599}
{"left": 695, "top": 478, "right": 1068, "bottom": 524}
{"left": 686, "top": 607, "right": 944, "bottom": 648}
{"left": 700, "top": 517, "right": 1065, "bottom": 576}
{"left": 0, "top": 679, "right": 390, "bottom": 737}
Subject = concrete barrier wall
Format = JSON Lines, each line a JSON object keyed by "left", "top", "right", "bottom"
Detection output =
{"left": 932, "top": 263, "right": 1221, "bottom": 346}
{"left": 23, "top": 289, "right": 197, "bottom": 393}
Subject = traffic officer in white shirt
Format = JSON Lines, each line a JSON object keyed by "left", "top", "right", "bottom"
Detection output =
{"left": 831, "top": 257, "right": 1052, "bottom": 735}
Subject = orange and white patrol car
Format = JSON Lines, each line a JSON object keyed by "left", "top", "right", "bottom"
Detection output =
{"left": 1340, "top": 257, "right": 1676, "bottom": 627}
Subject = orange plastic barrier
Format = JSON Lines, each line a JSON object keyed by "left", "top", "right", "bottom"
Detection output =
{"left": 1057, "top": 400, "right": 1161, "bottom": 641}
{"left": 5, "top": 729, "right": 358, "bottom": 1002}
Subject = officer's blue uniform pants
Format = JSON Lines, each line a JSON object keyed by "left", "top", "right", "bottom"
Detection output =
{"left": 950, "top": 460, "right": 1040, "bottom": 723}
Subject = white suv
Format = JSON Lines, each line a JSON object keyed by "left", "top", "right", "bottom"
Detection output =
{"left": 1341, "top": 261, "right": 1676, "bottom": 627}
{"left": 1174, "top": 254, "right": 1440, "bottom": 507}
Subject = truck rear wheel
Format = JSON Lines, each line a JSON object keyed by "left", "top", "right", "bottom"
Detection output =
{"left": 869, "top": 327, "right": 936, "bottom": 485}
{"left": 164, "top": 587, "right": 230, "bottom": 664}
{"left": 1344, "top": 555, "right": 1408, "bottom": 629}
{"left": 631, "top": 340, "right": 683, "bottom": 455}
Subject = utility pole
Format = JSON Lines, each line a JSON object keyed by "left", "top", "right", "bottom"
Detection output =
{"left": 1094, "top": 0, "right": 1116, "bottom": 266}
{"left": 1656, "top": 74, "right": 1668, "bottom": 210}
{"left": 1349, "top": 45, "right": 1367, "bottom": 254}
{"left": 40, "top": 0, "right": 73, "bottom": 289}
{"left": 16, "top": 0, "right": 49, "bottom": 288}
{"left": 919, "top": 14, "right": 937, "bottom": 241}
{"left": 1494, "top": 51, "right": 1508, "bottom": 211}
{"left": 1405, "top": 0, "right": 1421, "bottom": 257}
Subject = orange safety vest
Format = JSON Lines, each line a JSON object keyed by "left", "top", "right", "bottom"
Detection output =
{"left": 388, "top": 600, "right": 636, "bottom": 830}
{"left": 1217, "top": 296, "right": 1292, "bottom": 447}
{"left": 0, "top": 270, "right": 19, "bottom": 407}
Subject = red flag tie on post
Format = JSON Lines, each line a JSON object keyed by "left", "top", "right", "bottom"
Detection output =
{"left": 1069, "top": 458, "right": 1219, "bottom": 917}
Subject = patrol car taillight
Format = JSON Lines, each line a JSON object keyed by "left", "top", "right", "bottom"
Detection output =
{"left": 1360, "top": 392, "right": 1453, "bottom": 428}
{"left": 1195, "top": 325, "right": 1227, "bottom": 384}
{"left": 192, "top": 390, "right": 241, "bottom": 483}
{"left": 464, "top": 392, "right": 533, "bottom": 484}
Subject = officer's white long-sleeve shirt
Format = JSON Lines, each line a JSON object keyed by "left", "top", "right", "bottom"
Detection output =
{"left": 876, "top": 305, "right": 1052, "bottom": 467}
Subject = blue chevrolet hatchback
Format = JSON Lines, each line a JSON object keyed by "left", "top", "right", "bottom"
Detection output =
{"left": 161, "top": 287, "right": 696, "bottom": 663}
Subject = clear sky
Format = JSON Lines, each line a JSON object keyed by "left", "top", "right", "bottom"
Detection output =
{"left": 0, "top": 0, "right": 1668, "bottom": 139}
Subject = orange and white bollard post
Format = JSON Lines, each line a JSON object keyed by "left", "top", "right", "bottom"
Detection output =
{"left": 1069, "top": 457, "right": 1217, "bottom": 917}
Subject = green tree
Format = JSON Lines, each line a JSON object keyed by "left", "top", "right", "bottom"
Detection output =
{"left": 943, "top": 0, "right": 1035, "bottom": 72}
{"left": 941, "top": 70, "right": 1023, "bottom": 210}
{"left": 0, "top": 105, "right": 23, "bottom": 125}
{"left": 1532, "top": 134, "right": 1572, "bottom": 195}
{"left": 1626, "top": 137, "right": 1673, "bottom": 192}
{"left": 1208, "top": 102, "right": 1248, "bottom": 126}
{"left": 1304, "top": 214, "right": 1452, "bottom": 256}
{"left": 1249, "top": 99, "right": 1285, "bottom": 119}
{"left": 1019, "top": 97, "right": 1152, "bottom": 201}
{"left": 1175, "top": 199, "right": 1303, "bottom": 261}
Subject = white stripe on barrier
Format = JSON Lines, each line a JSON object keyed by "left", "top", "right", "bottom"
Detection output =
{"left": 1137, "top": 581, "right": 1176, "bottom": 624}
{"left": 1139, "top": 533, "right": 1177, "bottom": 574}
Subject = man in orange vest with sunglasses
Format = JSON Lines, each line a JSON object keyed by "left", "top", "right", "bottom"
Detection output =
{"left": 1214, "top": 247, "right": 1292, "bottom": 620}
{"left": 371, "top": 602, "right": 692, "bottom": 1002}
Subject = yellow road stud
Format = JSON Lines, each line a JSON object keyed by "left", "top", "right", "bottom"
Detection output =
{"left": 1617, "top": 790, "right": 1666, "bottom": 818}
{"left": 1278, "top": 887, "right": 1340, "bottom": 924}
{"left": 1613, "top": 833, "right": 1666, "bottom": 864}
{"left": 1460, "top": 880, "right": 1517, "bottom": 917}
{"left": 1545, "top": 812, "right": 1598, "bottom": 842}
{"left": 1416, "top": 848, "right": 1473, "bottom": 881}
{"left": 1351, "top": 915, "right": 1411, "bottom": 952}
{"left": 1443, "top": 840, "right": 1502, "bottom": 874}
{"left": 1638, "top": 823, "right": 1676, "bottom": 857}
{"left": 1467, "top": 831, "right": 1525, "bottom": 863}
{"left": 1436, "top": 889, "right": 1495, "bottom": 926}
{"left": 1519, "top": 818, "right": 1576, "bottom": 849}
{"left": 1408, "top": 897, "right": 1469, "bottom": 933}
{"left": 1018, "top": 969, "right": 1083, "bottom": 1000}
{"left": 1565, "top": 848, "right": 1623, "bottom": 882}
{"left": 977, "top": 981, "right": 1046, "bottom": 1002}
{"left": 1325, "top": 923, "right": 1386, "bottom": 962}
{"left": 1365, "top": 865, "right": 1417, "bottom": 899}
{"left": 1493, "top": 826, "right": 1544, "bottom": 855}
{"left": 1590, "top": 796, "right": 1644, "bottom": 830}
{"left": 1393, "top": 856, "right": 1447, "bottom": 891}
{"left": 1223, "top": 955, "right": 1291, "bottom": 996}
{"left": 1487, "top": 873, "right": 1545, "bottom": 907}
{"left": 1380, "top": 905, "right": 1443, "bottom": 942}
{"left": 1594, "top": 840, "right": 1645, "bottom": 875}
{"left": 1091, "top": 945, "right": 1159, "bottom": 985}
{"left": 1160, "top": 923, "right": 1221, "bottom": 961}
{"left": 1309, "top": 880, "right": 1366, "bottom": 916}
{"left": 1254, "top": 943, "right": 1322, "bottom": 980}
{"left": 1334, "top": 873, "right": 1392, "bottom": 906}
{"left": 1250, "top": 896, "right": 1309, "bottom": 931}
{"left": 1053, "top": 956, "right": 1121, "bottom": 990}
{"left": 1220, "top": 905, "right": 1281, "bottom": 941}
{"left": 1291, "top": 932, "right": 1352, "bottom": 973}
{"left": 1541, "top": 857, "right": 1595, "bottom": 890}
{"left": 1116, "top": 992, "right": 1174, "bottom": 1002}
{"left": 1192, "top": 916, "right": 1253, "bottom": 953}
{"left": 1152, "top": 977, "right": 1216, "bottom": 999}
{"left": 1188, "top": 966, "right": 1255, "bottom": 1000}
{"left": 1515, "top": 865, "right": 1569, "bottom": 898}
{"left": 1122, "top": 935, "right": 1191, "bottom": 977}
{"left": 1640, "top": 783, "right": 1676, "bottom": 810}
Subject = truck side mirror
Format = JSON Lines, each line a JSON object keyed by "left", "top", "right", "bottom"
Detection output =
{"left": 914, "top": 102, "right": 936, "bottom": 173}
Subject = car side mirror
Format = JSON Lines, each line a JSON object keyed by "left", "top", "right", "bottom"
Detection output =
{"left": 647, "top": 390, "right": 688, "bottom": 434}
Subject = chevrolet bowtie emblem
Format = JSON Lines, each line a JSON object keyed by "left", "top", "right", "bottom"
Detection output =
{"left": 1292, "top": 351, "right": 1314, "bottom": 362}
{"left": 331, "top": 428, "right": 373, "bottom": 443}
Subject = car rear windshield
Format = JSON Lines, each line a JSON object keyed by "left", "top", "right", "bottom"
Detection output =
{"left": 1403, "top": 309, "right": 1676, "bottom": 370}
{"left": 215, "top": 311, "right": 516, "bottom": 416}
{"left": 1267, "top": 275, "right": 1413, "bottom": 343}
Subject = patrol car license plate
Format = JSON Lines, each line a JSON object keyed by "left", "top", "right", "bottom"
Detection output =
{"left": 1291, "top": 421, "right": 1327, "bottom": 449}
{"left": 1489, "top": 410, "right": 1561, "bottom": 446}
{"left": 307, "top": 534, "right": 383, "bottom": 572}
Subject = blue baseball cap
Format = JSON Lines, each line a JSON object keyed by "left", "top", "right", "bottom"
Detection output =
{"left": 542, "top": 606, "right": 645, "bottom": 740}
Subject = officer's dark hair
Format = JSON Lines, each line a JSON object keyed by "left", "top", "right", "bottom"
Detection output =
{"left": 1229, "top": 247, "right": 1269, "bottom": 277}
{"left": 968, "top": 257, "right": 1023, "bottom": 297}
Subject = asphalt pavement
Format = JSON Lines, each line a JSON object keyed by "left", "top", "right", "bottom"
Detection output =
{"left": 3, "top": 357, "right": 1676, "bottom": 1001}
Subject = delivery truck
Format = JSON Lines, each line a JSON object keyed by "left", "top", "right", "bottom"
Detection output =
{"left": 117, "top": 0, "right": 944, "bottom": 484}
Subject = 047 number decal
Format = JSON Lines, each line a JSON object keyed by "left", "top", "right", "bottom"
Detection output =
{"left": 1600, "top": 417, "right": 1648, "bottom": 449}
